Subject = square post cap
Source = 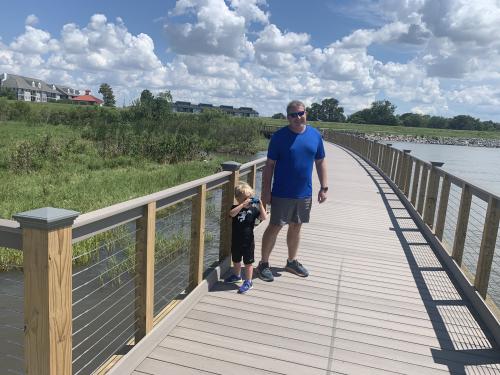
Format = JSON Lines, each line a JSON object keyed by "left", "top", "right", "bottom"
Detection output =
{"left": 403, "top": 149, "right": 412, "bottom": 153}
{"left": 221, "top": 161, "right": 241, "bottom": 172}
{"left": 430, "top": 161, "right": 445, "bottom": 167}
{"left": 13, "top": 207, "right": 80, "bottom": 230}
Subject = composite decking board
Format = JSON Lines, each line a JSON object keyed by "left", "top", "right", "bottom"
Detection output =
{"left": 146, "top": 347, "right": 282, "bottom": 375}
{"left": 180, "top": 315, "right": 500, "bottom": 364}
{"left": 189, "top": 303, "right": 494, "bottom": 353}
{"left": 116, "top": 142, "right": 500, "bottom": 374}
{"left": 199, "top": 294, "right": 490, "bottom": 345}
{"left": 237, "top": 287, "right": 481, "bottom": 325}
{"left": 175, "top": 318, "right": 500, "bottom": 371}
{"left": 133, "top": 358, "right": 215, "bottom": 375}
{"left": 165, "top": 325, "right": 461, "bottom": 374}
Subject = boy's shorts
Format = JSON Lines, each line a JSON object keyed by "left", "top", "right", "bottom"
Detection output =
{"left": 231, "top": 242, "right": 255, "bottom": 265}
{"left": 270, "top": 196, "right": 312, "bottom": 226}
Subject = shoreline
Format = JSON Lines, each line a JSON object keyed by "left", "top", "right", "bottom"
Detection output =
{"left": 364, "top": 134, "right": 500, "bottom": 148}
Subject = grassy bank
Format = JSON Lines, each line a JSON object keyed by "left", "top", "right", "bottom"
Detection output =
{"left": 0, "top": 121, "right": 265, "bottom": 218}
{"left": 263, "top": 118, "right": 500, "bottom": 139}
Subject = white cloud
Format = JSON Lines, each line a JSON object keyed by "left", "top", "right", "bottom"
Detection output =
{"left": 25, "top": 14, "right": 39, "bottom": 26}
{"left": 1, "top": 1, "right": 500, "bottom": 121}
{"left": 165, "top": 0, "right": 253, "bottom": 59}
{"left": 10, "top": 25, "right": 58, "bottom": 54}
{"left": 230, "top": 0, "right": 269, "bottom": 25}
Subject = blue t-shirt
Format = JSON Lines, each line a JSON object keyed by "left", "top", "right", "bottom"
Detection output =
{"left": 267, "top": 125, "right": 325, "bottom": 198}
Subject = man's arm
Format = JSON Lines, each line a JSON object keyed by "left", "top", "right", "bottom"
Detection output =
{"left": 260, "top": 158, "right": 276, "bottom": 208}
{"left": 315, "top": 158, "right": 328, "bottom": 203}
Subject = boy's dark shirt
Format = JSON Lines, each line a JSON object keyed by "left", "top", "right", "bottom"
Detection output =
{"left": 231, "top": 204, "right": 260, "bottom": 249}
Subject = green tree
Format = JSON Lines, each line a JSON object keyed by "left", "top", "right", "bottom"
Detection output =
{"left": 369, "top": 100, "right": 397, "bottom": 125}
{"left": 154, "top": 91, "right": 172, "bottom": 120}
{"left": 271, "top": 113, "right": 286, "bottom": 119}
{"left": 306, "top": 103, "right": 321, "bottom": 121}
{"left": 318, "top": 98, "right": 346, "bottom": 122}
{"left": 0, "top": 87, "right": 16, "bottom": 100}
{"left": 399, "top": 113, "right": 427, "bottom": 127}
{"left": 427, "top": 116, "right": 448, "bottom": 129}
{"left": 348, "top": 100, "right": 397, "bottom": 125}
{"left": 448, "top": 115, "right": 481, "bottom": 130}
{"left": 98, "top": 83, "right": 116, "bottom": 107}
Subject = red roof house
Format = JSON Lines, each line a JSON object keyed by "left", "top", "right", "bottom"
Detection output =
{"left": 72, "top": 90, "right": 104, "bottom": 106}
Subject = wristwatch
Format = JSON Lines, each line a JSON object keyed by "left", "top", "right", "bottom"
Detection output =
{"left": 320, "top": 186, "right": 329, "bottom": 192}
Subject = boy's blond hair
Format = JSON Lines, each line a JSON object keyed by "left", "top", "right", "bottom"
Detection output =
{"left": 234, "top": 182, "right": 254, "bottom": 199}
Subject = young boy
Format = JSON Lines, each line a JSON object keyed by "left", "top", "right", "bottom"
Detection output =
{"left": 224, "top": 182, "right": 267, "bottom": 293}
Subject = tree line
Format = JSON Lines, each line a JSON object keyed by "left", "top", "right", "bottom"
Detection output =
{"left": 272, "top": 98, "right": 500, "bottom": 131}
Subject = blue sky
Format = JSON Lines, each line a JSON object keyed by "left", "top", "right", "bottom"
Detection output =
{"left": 1, "top": 0, "right": 500, "bottom": 121}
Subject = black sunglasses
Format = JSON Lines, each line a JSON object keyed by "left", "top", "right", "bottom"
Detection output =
{"left": 287, "top": 110, "right": 305, "bottom": 118}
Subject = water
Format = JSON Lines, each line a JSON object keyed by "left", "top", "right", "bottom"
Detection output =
{"left": 388, "top": 142, "right": 500, "bottom": 197}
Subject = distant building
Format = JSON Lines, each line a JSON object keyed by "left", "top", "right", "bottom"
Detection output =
{"left": 0, "top": 72, "right": 89, "bottom": 104}
{"left": 55, "top": 85, "right": 81, "bottom": 100}
{"left": 0, "top": 73, "right": 60, "bottom": 102}
{"left": 171, "top": 101, "right": 258, "bottom": 117}
{"left": 72, "top": 90, "right": 104, "bottom": 106}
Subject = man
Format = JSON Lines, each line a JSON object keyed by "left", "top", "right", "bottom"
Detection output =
{"left": 257, "top": 100, "right": 328, "bottom": 282}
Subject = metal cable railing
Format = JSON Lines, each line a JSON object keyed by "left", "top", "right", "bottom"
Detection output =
{"left": 204, "top": 187, "right": 223, "bottom": 272}
{"left": 0, "top": 157, "right": 267, "bottom": 374}
{"left": 154, "top": 200, "right": 192, "bottom": 317}
{"left": 0, "top": 270, "right": 23, "bottom": 375}
{"left": 72, "top": 223, "right": 138, "bottom": 375}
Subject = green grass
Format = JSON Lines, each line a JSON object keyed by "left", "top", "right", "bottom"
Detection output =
{"left": 0, "top": 122, "right": 257, "bottom": 218}
{"left": 0, "top": 119, "right": 266, "bottom": 271}
{"left": 262, "top": 117, "right": 500, "bottom": 139}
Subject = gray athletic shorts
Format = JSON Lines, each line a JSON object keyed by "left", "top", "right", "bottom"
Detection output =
{"left": 270, "top": 196, "right": 312, "bottom": 226}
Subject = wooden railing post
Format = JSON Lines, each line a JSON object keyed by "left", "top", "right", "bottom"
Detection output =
{"left": 13, "top": 207, "right": 79, "bottom": 375}
{"left": 417, "top": 165, "right": 429, "bottom": 215}
{"left": 395, "top": 150, "right": 405, "bottom": 187}
{"left": 135, "top": 202, "right": 156, "bottom": 342}
{"left": 247, "top": 164, "right": 257, "bottom": 190}
{"left": 474, "top": 196, "right": 500, "bottom": 298}
{"left": 383, "top": 144, "right": 392, "bottom": 175}
{"left": 401, "top": 150, "right": 412, "bottom": 195}
{"left": 219, "top": 161, "right": 241, "bottom": 261}
{"left": 410, "top": 160, "right": 421, "bottom": 206}
{"left": 423, "top": 162, "right": 444, "bottom": 228}
{"left": 452, "top": 184, "right": 472, "bottom": 265}
{"left": 189, "top": 184, "right": 207, "bottom": 288}
{"left": 435, "top": 175, "right": 451, "bottom": 241}
{"left": 390, "top": 149, "right": 398, "bottom": 181}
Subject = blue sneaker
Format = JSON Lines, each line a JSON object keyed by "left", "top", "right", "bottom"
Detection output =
{"left": 224, "top": 274, "right": 242, "bottom": 283}
{"left": 238, "top": 280, "right": 253, "bottom": 294}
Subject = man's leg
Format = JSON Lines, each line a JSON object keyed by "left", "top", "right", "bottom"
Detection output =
{"left": 257, "top": 223, "right": 282, "bottom": 282}
{"left": 286, "top": 223, "right": 302, "bottom": 260}
{"left": 261, "top": 223, "right": 282, "bottom": 263}
{"left": 285, "top": 222, "right": 309, "bottom": 277}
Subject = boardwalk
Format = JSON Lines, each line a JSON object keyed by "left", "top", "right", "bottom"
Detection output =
{"left": 112, "top": 142, "right": 500, "bottom": 375}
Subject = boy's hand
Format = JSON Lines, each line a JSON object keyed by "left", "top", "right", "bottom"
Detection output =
{"left": 242, "top": 198, "right": 251, "bottom": 207}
